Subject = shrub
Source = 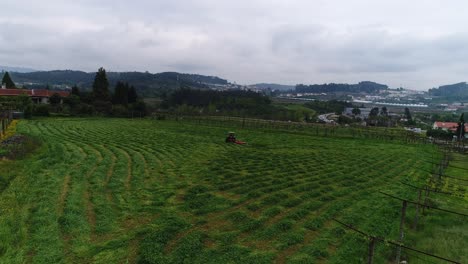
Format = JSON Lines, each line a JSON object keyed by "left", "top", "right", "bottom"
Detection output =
{"left": 33, "top": 104, "right": 50, "bottom": 116}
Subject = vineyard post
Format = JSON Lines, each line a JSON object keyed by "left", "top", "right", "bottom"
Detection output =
{"left": 423, "top": 185, "right": 430, "bottom": 215}
{"left": 368, "top": 237, "right": 376, "bottom": 264}
{"left": 413, "top": 189, "right": 422, "bottom": 229}
{"left": 395, "top": 200, "right": 407, "bottom": 264}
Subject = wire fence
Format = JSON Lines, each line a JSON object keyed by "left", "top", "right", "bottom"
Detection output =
{"left": 151, "top": 112, "right": 432, "bottom": 144}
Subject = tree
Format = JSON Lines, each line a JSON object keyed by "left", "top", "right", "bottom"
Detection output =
{"left": 456, "top": 113, "right": 465, "bottom": 140}
{"left": 1, "top": 72, "right": 15, "bottom": 88}
{"left": 17, "top": 94, "right": 33, "bottom": 118}
{"left": 404, "top": 107, "right": 412, "bottom": 121}
{"left": 128, "top": 85, "right": 138, "bottom": 104}
{"left": 92, "top": 67, "right": 110, "bottom": 101}
{"left": 352, "top": 107, "right": 361, "bottom": 116}
{"left": 63, "top": 94, "right": 80, "bottom": 112}
{"left": 380, "top": 107, "right": 388, "bottom": 116}
{"left": 71, "top": 85, "right": 80, "bottom": 97}
{"left": 369, "top": 107, "right": 379, "bottom": 117}
{"left": 49, "top": 93, "right": 62, "bottom": 106}
{"left": 112, "top": 81, "right": 129, "bottom": 105}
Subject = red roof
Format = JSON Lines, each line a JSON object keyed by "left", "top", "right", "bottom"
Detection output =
{"left": 433, "top": 121, "right": 468, "bottom": 132}
{"left": 0, "top": 88, "right": 70, "bottom": 98}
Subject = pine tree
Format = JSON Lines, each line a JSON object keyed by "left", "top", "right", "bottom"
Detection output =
{"left": 1, "top": 72, "right": 16, "bottom": 88}
{"left": 92, "top": 67, "right": 110, "bottom": 101}
{"left": 128, "top": 85, "right": 138, "bottom": 104}
{"left": 112, "top": 81, "right": 128, "bottom": 105}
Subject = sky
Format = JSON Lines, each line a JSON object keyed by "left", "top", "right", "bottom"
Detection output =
{"left": 1, "top": 0, "right": 468, "bottom": 90}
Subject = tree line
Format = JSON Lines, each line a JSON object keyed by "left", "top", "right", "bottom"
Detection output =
{"left": 7, "top": 70, "right": 228, "bottom": 97}
{"left": 296, "top": 81, "right": 388, "bottom": 94}
{"left": 61, "top": 67, "right": 147, "bottom": 117}
{"left": 161, "top": 88, "right": 311, "bottom": 121}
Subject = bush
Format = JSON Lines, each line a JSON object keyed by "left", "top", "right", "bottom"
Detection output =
{"left": 33, "top": 104, "right": 50, "bottom": 116}
{"left": 129, "top": 100, "right": 148, "bottom": 117}
{"left": 75, "top": 103, "right": 95, "bottom": 116}
{"left": 426, "top": 128, "right": 453, "bottom": 140}
{"left": 111, "top": 104, "right": 129, "bottom": 117}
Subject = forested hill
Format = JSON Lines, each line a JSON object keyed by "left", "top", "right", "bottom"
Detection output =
{"left": 296, "top": 81, "right": 388, "bottom": 93}
{"left": 9, "top": 70, "right": 229, "bottom": 97}
{"left": 428, "top": 82, "right": 468, "bottom": 100}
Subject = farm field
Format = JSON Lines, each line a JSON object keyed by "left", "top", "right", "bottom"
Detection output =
{"left": 0, "top": 118, "right": 466, "bottom": 263}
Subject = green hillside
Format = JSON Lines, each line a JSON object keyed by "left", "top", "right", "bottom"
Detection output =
{"left": 0, "top": 118, "right": 465, "bottom": 263}
{"left": 7, "top": 70, "right": 228, "bottom": 97}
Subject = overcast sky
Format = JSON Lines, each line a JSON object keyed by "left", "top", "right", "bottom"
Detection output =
{"left": 2, "top": 0, "right": 468, "bottom": 90}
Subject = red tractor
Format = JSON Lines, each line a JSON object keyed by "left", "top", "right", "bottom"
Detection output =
{"left": 225, "top": 132, "right": 246, "bottom": 145}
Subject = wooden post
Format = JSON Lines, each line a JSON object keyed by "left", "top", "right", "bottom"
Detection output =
{"left": 395, "top": 200, "right": 407, "bottom": 264}
{"left": 423, "top": 186, "right": 430, "bottom": 215}
{"left": 368, "top": 237, "right": 376, "bottom": 264}
{"left": 413, "top": 189, "right": 422, "bottom": 229}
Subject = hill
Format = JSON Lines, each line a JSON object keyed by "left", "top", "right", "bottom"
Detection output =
{"left": 428, "top": 82, "right": 468, "bottom": 101}
{"left": 8, "top": 70, "right": 229, "bottom": 97}
{"left": 296, "top": 81, "right": 388, "bottom": 94}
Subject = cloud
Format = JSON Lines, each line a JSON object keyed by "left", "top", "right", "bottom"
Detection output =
{"left": 2, "top": 0, "right": 468, "bottom": 89}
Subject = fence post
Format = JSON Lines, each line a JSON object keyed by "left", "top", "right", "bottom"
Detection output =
{"left": 395, "top": 200, "right": 407, "bottom": 264}
{"left": 413, "top": 189, "right": 422, "bottom": 229}
{"left": 368, "top": 237, "right": 376, "bottom": 264}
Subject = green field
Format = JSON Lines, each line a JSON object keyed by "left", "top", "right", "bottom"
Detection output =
{"left": 0, "top": 118, "right": 466, "bottom": 263}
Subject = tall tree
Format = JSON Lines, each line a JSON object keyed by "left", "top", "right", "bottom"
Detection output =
{"left": 404, "top": 107, "right": 412, "bottom": 121}
{"left": 128, "top": 85, "right": 138, "bottom": 104}
{"left": 92, "top": 67, "right": 110, "bottom": 101}
{"left": 1, "top": 72, "right": 16, "bottom": 88}
{"left": 112, "top": 81, "right": 129, "bottom": 105}
{"left": 380, "top": 107, "right": 388, "bottom": 116}
{"left": 456, "top": 113, "right": 465, "bottom": 140}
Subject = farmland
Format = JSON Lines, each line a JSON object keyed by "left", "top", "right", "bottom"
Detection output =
{"left": 0, "top": 118, "right": 466, "bottom": 263}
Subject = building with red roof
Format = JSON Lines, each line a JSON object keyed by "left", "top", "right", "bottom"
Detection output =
{"left": 433, "top": 121, "right": 468, "bottom": 132}
{"left": 0, "top": 87, "right": 70, "bottom": 104}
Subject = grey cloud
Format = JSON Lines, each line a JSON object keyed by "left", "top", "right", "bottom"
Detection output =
{"left": 3, "top": 0, "right": 468, "bottom": 89}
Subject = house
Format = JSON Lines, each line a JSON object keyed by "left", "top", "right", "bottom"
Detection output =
{"left": 0, "top": 87, "right": 70, "bottom": 104}
{"left": 433, "top": 121, "right": 468, "bottom": 133}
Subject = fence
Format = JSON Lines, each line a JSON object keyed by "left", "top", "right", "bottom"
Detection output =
{"left": 0, "top": 111, "right": 13, "bottom": 139}
{"left": 151, "top": 112, "right": 429, "bottom": 144}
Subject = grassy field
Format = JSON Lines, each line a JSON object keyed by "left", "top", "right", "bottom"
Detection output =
{"left": 0, "top": 118, "right": 465, "bottom": 263}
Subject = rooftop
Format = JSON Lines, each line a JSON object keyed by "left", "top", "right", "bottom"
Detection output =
{"left": 0, "top": 88, "right": 70, "bottom": 98}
